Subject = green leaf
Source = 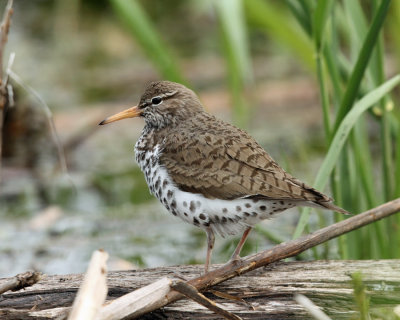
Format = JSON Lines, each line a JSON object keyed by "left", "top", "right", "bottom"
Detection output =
{"left": 293, "top": 74, "right": 400, "bottom": 239}
{"left": 332, "top": 0, "right": 391, "bottom": 135}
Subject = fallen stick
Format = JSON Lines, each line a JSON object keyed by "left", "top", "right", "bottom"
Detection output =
{"left": 96, "top": 278, "right": 172, "bottom": 320}
{"left": 106, "top": 198, "right": 400, "bottom": 319}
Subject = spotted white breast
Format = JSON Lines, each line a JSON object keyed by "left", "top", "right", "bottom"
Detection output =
{"left": 135, "top": 143, "right": 295, "bottom": 237}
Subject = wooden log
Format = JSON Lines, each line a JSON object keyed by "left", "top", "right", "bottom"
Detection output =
{"left": 0, "top": 260, "right": 399, "bottom": 319}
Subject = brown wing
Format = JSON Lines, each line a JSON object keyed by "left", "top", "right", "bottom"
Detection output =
{"left": 159, "top": 115, "right": 332, "bottom": 204}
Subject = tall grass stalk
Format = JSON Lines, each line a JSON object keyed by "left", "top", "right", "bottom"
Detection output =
{"left": 214, "top": 0, "right": 253, "bottom": 128}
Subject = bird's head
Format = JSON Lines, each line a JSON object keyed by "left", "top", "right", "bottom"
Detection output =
{"left": 99, "top": 81, "right": 204, "bottom": 129}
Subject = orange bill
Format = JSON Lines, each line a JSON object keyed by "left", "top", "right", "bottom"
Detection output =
{"left": 99, "top": 106, "right": 142, "bottom": 125}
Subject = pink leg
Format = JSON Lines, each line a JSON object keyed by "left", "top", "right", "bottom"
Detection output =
{"left": 229, "top": 227, "right": 252, "bottom": 261}
{"left": 204, "top": 228, "right": 215, "bottom": 273}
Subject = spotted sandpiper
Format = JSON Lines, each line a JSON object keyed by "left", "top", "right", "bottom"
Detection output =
{"left": 99, "top": 81, "right": 348, "bottom": 272}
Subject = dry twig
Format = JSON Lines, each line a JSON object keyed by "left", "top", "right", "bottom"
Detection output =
{"left": 96, "top": 277, "right": 172, "bottom": 320}
{"left": 0, "top": 0, "right": 14, "bottom": 183}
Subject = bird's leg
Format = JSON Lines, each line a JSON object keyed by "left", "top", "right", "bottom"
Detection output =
{"left": 204, "top": 227, "right": 215, "bottom": 273}
{"left": 229, "top": 227, "right": 252, "bottom": 262}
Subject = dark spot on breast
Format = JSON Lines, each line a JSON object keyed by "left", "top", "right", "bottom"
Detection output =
{"left": 251, "top": 212, "right": 258, "bottom": 217}
{"left": 244, "top": 212, "right": 250, "bottom": 217}
{"left": 245, "top": 203, "right": 251, "bottom": 208}
{"left": 236, "top": 206, "right": 241, "bottom": 212}
{"left": 167, "top": 190, "right": 173, "bottom": 199}
{"left": 280, "top": 200, "right": 284, "bottom": 205}
{"left": 222, "top": 208, "right": 228, "bottom": 213}
{"left": 184, "top": 212, "right": 188, "bottom": 217}
{"left": 183, "top": 201, "right": 188, "bottom": 207}
{"left": 252, "top": 199, "right": 259, "bottom": 203}
{"left": 221, "top": 217, "right": 227, "bottom": 223}
{"left": 203, "top": 221, "right": 210, "bottom": 227}
{"left": 190, "top": 201, "right": 196, "bottom": 212}
{"left": 199, "top": 213, "right": 206, "bottom": 220}
{"left": 228, "top": 218, "right": 234, "bottom": 223}
{"left": 235, "top": 215, "right": 241, "bottom": 220}
{"left": 171, "top": 200, "right": 176, "bottom": 209}
{"left": 155, "top": 179, "right": 160, "bottom": 190}
{"left": 162, "top": 180, "right": 168, "bottom": 188}
{"left": 214, "top": 215, "right": 220, "bottom": 222}
{"left": 193, "top": 217, "right": 200, "bottom": 225}
{"left": 259, "top": 205, "right": 266, "bottom": 211}
{"left": 196, "top": 201, "right": 201, "bottom": 207}
{"left": 171, "top": 209, "right": 177, "bottom": 216}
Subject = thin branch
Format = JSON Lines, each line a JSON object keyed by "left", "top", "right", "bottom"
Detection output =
{"left": 0, "top": 0, "right": 13, "bottom": 86}
{"left": 0, "top": 0, "right": 14, "bottom": 184}
{"left": 118, "top": 198, "right": 400, "bottom": 319}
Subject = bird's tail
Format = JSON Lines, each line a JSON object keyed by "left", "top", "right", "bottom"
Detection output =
{"left": 317, "top": 201, "right": 351, "bottom": 215}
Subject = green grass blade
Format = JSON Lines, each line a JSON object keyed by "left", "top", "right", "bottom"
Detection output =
{"left": 109, "top": 0, "right": 184, "bottom": 83}
{"left": 293, "top": 74, "right": 400, "bottom": 238}
{"left": 313, "top": 0, "right": 334, "bottom": 138}
{"left": 332, "top": 0, "right": 391, "bottom": 135}
{"left": 215, "top": 0, "right": 253, "bottom": 128}
{"left": 313, "top": 0, "right": 334, "bottom": 50}
{"left": 351, "top": 272, "right": 370, "bottom": 320}
{"left": 284, "top": 0, "right": 312, "bottom": 36}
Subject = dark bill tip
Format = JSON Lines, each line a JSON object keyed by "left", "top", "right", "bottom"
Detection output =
{"left": 99, "top": 119, "right": 106, "bottom": 125}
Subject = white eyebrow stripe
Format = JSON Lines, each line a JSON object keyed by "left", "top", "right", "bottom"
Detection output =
{"left": 143, "top": 91, "right": 178, "bottom": 107}
{"left": 163, "top": 90, "right": 178, "bottom": 98}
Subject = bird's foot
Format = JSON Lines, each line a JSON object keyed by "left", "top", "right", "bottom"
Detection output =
{"left": 225, "top": 254, "right": 243, "bottom": 267}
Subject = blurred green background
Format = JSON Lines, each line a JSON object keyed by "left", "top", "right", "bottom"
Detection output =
{"left": 1, "top": 0, "right": 400, "bottom": 300}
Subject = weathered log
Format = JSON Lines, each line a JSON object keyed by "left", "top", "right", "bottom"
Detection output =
{"left": 1, "top": 260, "right": 399, "bottom": 319}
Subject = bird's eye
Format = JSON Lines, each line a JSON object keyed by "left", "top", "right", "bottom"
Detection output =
{"left": 151, "top": 96, "right": 162, "bottom": 105}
